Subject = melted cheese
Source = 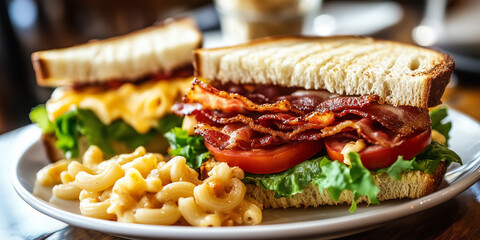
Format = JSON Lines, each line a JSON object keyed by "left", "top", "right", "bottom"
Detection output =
{"left": 341, "top": 139, "right": 366, "bottom": 165}
{"left": 181, "top": 115, "right": 197, "bottom": 135}
{"left": 431, "top": 129, "right": 446, "bottom": 145}
{"left": 46, "top": 77, "right": 193, "bottom": 134}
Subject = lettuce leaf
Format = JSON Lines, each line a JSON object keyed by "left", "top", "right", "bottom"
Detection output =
{"left": 54, "top": 108, "right": 157, "bottom": 158}
{"left": 157, "top": 114, "right": 183, "bottom": 133}
{"left": 243, "top": 143, "right": 461, "bottom": 212}
{"left": 30, "top": 106, "right": 178, "bottom": 158}
{"left": 29, "top": 105, "right": 55, "bottom": 134}
{"left": 429, "top": 106, "right": 452, "bottom": 146}
{"left": 211, "top": 107, "right": 461, "bottom": 212}
{"left": 75, "top": 109, "right": 115, "bottom": 156}
{"left": 245, "top": 153, "right": 379, "bottom": 212}
{"left": 53, "top": 110, "right": 80, "bottom": 158}
{"left": 413, "top": 141, "right": 462, "bottom": 170}
{"left": 344, "top": 152, "right": 380, "bottom": 210}
{"left": 378, "top": 156, "right": 413, "bottom": 180}
{"left": 164, "top": 127, "right": 210, "bottom": 169}
{"left": 375, "top": 106, "right": 460, "bottom": 180}
{"left": 244, "top": 156, "right": 324, "bottom": 198}
{"left": 106, "top": 120, "right": 156, "bottom": 149}
{"left": 376, "top": 142, "right": 462, "bottom": 180}
{"left": 314, "top": 152, "right": 380, "bottom": 212}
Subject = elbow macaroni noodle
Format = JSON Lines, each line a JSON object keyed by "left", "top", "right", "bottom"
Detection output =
{"left": 35, "top": 146, "right": 262, "bottom": 226}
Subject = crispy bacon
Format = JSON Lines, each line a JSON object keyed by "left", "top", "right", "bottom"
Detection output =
{"left": 184, "top": 79, "right": 300, "bottom": 114}
{"left": 335, "top": 104, "right": 431, "bottom": 137}
{"left": 196, "top": 123, "right": 286, "bottom": 150}
{"left": 184, "top": 79, "right": 380, "bottom": 115}
{"left": 177, "top": 80, "right": 431, "bottom": 150}
{"left": 195, "top": 118, "right": 410, "bottom": 150}
{"left": 190, "top": 109, "right": 335, "bottom": 130}
{"left": 192, "top": 110, "right": 334, "bottom": 142}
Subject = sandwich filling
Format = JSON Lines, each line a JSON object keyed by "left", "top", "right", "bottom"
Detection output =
{"left": 31, "top": 73, "right": 192, "bottom": 158}
{"left": 169, "top": 79, "right": 461, "bottom": 211}
{"left": 173, "top": 79, "right": 432, "bottom": 172}
{"left": 47, "top": 76, "right": 192, "bottom": 134}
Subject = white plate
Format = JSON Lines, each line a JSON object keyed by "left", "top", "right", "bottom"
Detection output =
{"left": 12, "top": 109, "right": 480, "bottom": 239}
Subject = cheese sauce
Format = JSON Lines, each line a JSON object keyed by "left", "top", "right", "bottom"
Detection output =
{"left": 341, "top": 139, "right": 366, "bottom": 165}
{"left": 46, "top": 77, "right": 192, "bottom": 134}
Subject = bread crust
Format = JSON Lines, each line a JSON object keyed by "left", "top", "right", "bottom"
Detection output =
{"left": 423, "top": 53, "right": 454, "bottom": 107}
{"left": 245, "top": 162, "right": 449, "bottom": 208}
{"left": 33, "top": 17, "right": 202, "bottom": 87}
{"left": 41, "top": 134, "right": 65, "bottom": 162}
{"left": 420, "top": 159, "right": 448, "bottom": 196}
{"left": 194, "top": 35, "right": 455, "bottom": 108}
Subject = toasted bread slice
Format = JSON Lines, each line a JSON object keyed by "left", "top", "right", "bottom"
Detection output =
{"left": 201, "top": 159, "right": 447, "bottom": 208}
{"left": 194, "top": 36, "right": 454, "bottom": 108}
{"left": 246, "top": 162, "right": 447, "bottom": 208}
{"left": 32, "top": 18, "right": 202, "bottom": 87}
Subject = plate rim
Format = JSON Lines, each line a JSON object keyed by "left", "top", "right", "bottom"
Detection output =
{"left": 11, "top": 109, "right": 480, "bottom": 239}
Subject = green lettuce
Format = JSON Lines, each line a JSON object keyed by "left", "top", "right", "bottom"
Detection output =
{"left": 244, "top": 153, "right": 379, "bottom": 212}
{"left": 106, "top": 120, "right": 156, "bottom": 149}
{"left": 244, "top": 111, "right": 461, "bottom": 212}
{"left": 53, "top": 108, "right": 158, "bottom": 158}
{"left": 244, "top": 156, "right": 325, "bottom": 198}
{"left": 430, "top": 106, "right": 452, "bottom": 146}
{"left": 164, "top": 127, "right": 211, "bottom": 169}
{"left": 29, "top": 105, "right": 54, "bottom": 134}
{"left": 244, "top": 143, "right": 460, "bottom": 212}
{"left": 53, "top": 110, "right": 80, "bottom": 158}
{"left": 374, "top": 106, "right": 461, "bottom": 180}
{"left": 377, "top": 142, "right": 462, "bottom": 180}
{"left": 315, "top": 152, "right": 380, "bottom": 212}
{"left": 30, "top": 105, "right": 181, "bottom": 158}
{"left": 157, "top": 114, "right": 183, "bottom": 133}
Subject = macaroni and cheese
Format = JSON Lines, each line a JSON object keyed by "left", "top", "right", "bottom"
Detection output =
{"left": 35, "top": 146, "right": 262, "bottom": 226}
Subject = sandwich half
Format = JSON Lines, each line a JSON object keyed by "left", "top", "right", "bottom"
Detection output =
{"left": 171, "top": 36, "right": 461, "bottom": 211}
{"left": 30, "top": 18, "right": 202, "bottom": 161}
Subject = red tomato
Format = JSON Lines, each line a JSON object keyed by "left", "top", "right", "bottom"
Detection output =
{"left": 205, "top": 141, "right": 324, "bottom": 174}
{"left": 325, "top": 129, "right": 432, "bottom": 169}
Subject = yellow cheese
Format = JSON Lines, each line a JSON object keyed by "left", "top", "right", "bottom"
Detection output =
{"left": 341, "top": 139, "right": 366, "bottom": 165}
{"left": 181, "top": 115, "right": 198, "bottom": 135}
{"left": 431, "top": 129, "right": 446, "bottom": 145}
{"left": 46, "top": 77, "right": 193, "bottom": 134}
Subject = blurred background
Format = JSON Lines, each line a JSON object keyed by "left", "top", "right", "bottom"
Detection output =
{"left": 0, "top": 0, "right": 479, "bottom": 134}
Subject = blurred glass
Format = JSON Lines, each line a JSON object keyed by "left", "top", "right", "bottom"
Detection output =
{"left": 412, "top": 0, "right": 447, "bottom": 47}
{"left": 214, "top": 0, "right": 322, "bottom": 44}
{"left": 312, "top": 1, "right": 403, "bottom": 36}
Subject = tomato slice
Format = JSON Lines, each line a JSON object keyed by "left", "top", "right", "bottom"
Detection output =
{"left": 325, "top": 129, "right": 432, "bottom": 169}
{"left": 205, "top": 141, "right": 324, "bottom": 174}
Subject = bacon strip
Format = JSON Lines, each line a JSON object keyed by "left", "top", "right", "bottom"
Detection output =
{"left": 195, "top": 118, "right": 410, "bottom": 150}
{"left": 335, "top": 104, "right": 430, "bottom": 136}
{"left": 178, "top": 80, "right": 431, "bottom": 150}
{"left": 192, "top": 110, "right": 334, "bottom": 142}
{"left": 197, "top": 123, "right": 286, "bottom": 150}
{"left": 187, "top": 106, "right": 429, "bottom": 149}
{"left": 184, "top": 79, "right": 301, "bottom": 114}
